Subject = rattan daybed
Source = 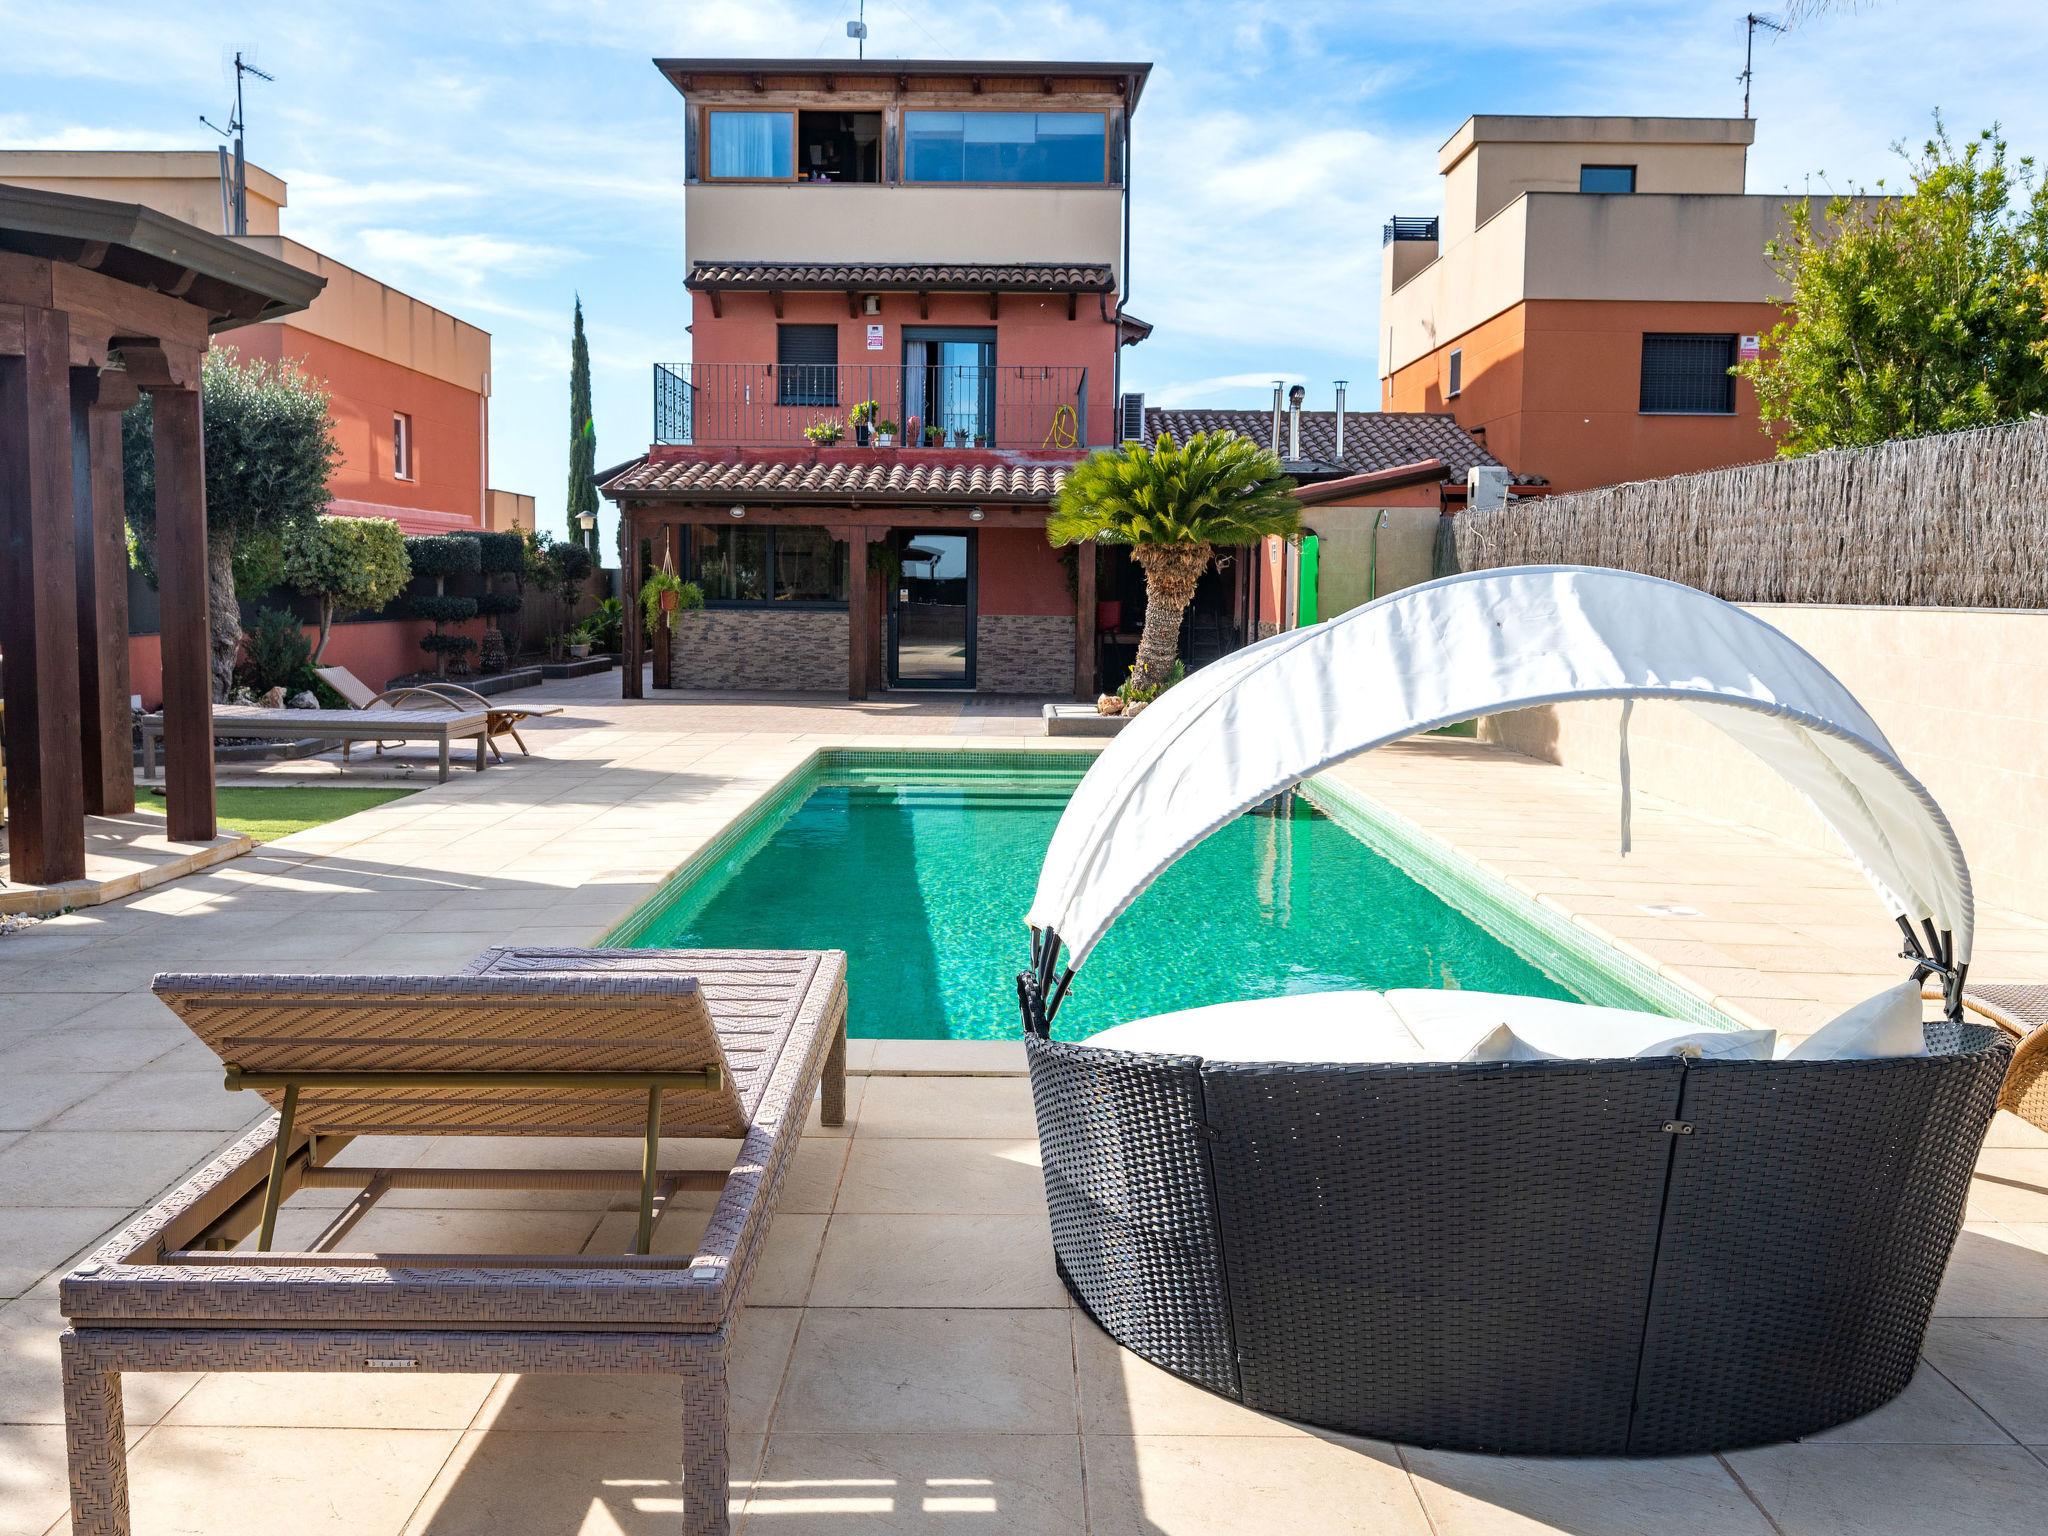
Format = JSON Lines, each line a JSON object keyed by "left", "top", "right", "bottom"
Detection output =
{"left": 60, "top": 946, "right": 847, "bottom": 1536}
{"left": 1016, "top": 566, "right": 2011, "bottom": 1456}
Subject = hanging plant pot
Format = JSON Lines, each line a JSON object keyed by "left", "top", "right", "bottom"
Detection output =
{"left": 659, "top": 588, "right": 680, "bottom": 614}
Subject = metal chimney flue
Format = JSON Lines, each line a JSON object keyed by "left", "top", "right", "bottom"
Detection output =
{"left": 1287, "top": 384, "right": 1305, "bottom": 463}
{"left": 1270, "top": 382, "right": 1285, "bottom": 456}
{"left": 1334, "top": 380, "right": 1347, "bottom": 460}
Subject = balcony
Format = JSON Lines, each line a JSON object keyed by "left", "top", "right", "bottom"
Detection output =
{"left": 653, "top": 361, "right": 1089, "bottom": 450}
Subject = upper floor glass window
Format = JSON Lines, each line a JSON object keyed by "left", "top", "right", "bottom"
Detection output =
{"left": 707, "top": 110, "right": 794, "bottom": 180}
{"left": 902, "top": 111, "right": 1108, "bottom": 184}
{"left": 1579, "top": 164, "right": 1636, "bottom": 194}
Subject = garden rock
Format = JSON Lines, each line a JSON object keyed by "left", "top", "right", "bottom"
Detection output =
{"left": 258, "top": 686, "right": 287, "bottom": 709}
{"left": 288, "top": 691, "right": 319, "bottom": 710}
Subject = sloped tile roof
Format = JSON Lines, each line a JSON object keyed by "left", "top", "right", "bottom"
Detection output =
{"left": 1144, "top": 408, "right": 1536, "bottom": 483}
{"left": 603, "top": 449, "right": 1074, "bottom": 503}
{"left": 685, "top": 261, "right": 1116, "bottom": 293}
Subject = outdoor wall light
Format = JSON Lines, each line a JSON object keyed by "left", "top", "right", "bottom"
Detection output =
{"left": 729, "top": 505, "right": 747, "bottom": 518}
{"left": 967, "top": 507, "right": 985, "bottom": 522}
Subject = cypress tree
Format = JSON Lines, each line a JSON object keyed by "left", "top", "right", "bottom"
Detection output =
{"left": 566, "top": 296, "right": 599, "bottom": 555}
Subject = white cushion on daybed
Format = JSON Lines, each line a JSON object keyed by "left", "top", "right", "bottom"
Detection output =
{"left": 1083, "top": 989, "right": 1777, "bottom": 1064}
{"left": 1084, "top": 991, "right": 1427, "bottom": 1063}
{"left": 1779, "top": 980, "right": 1929, "bottom": 1060}
{"left": 1386, "top": 990, "right": 1777, "bottom": 1063}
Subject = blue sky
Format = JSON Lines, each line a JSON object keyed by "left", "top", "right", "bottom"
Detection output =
{"left": 3, "top": 0, "right": 2043, "bottom": 547}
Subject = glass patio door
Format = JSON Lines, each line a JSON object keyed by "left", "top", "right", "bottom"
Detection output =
{"left": 903, "top": 330, "right": 995, "bottom": 447}
{"left": 888, "top": 531, "right": 975, "bottom": 689}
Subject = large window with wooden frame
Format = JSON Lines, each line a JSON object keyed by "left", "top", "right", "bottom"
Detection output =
{"left": 901, "top": 110, "right": 1109, "bottom": 184}
{"left": 688, "top": 526, "right": 848, "bottom": 606}
{"left": 705, "top": 109, "right": 795, "bottom": 180}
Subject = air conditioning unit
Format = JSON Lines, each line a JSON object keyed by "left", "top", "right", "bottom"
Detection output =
{"left": 1466, "top": 465, "right": 1511, "bottom": 512}
{"left": 1119, "top": 391, "right": 1146, "bottom": 444}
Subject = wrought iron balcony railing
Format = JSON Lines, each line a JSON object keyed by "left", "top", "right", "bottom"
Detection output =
{"left": 653, "top": 362, "right": 1089, "bottom": 450}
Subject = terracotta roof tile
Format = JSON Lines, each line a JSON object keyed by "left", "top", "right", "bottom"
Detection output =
{"left": 685, "top": 261, "right": 1116, "bottom": 293}
{"left": 1143, "top": 408, "right": 1536, "bottom": 483}
{"left": 603, "top": 449, "right": 1075, "bottom": 503}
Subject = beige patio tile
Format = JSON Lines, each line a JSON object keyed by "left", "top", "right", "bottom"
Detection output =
{"left": 236, "top": 1206, "right": 606, "bottom": 1258}
{"left": 1726, "top": 1442, "right": 2048, "bottom": 1535}
{"left": 1074, "top": 1312, "right": 1306, "bottom": 1438}
{"left": 773, "top": 1308, "right": 1075, "bottom": 1434}
{"left": 749, "top": 1431, "right": 1084, "bottom": 1533}
{"left": 1969, "top": 1151, "right": 2048, "bottom": 1223}
{"left": 1085, "top": 1433, "right": 1433, "bottom": 1536}
{"left": 474, "top": 1306, "right": 799, "bottom": 1437}
{"left": 855, "top": 1075, "right": 1038, "bottom": 1139}
{"left": 1923, "top": 1319, "right": 2048, "bottom": 1441}
{"left": 581, "top": 1208, "right": 827, "bottom": 1306}
{"left": 0, "top": 1424, "right": 68, "bottom": 1536}
{"left": 866, "top": 1039, "right": 1027, "bottom": 1075}
{"left": 0, "top": 1075, "right": 123, "bottom": 1132}
{"left": 0, "top": 1207, "right": 129, "bottom": 1301}
{"left": 834, "top": 1138, "right": 1044, "bottom": 1215}
{"left": 0, "top": 1131, "right": 230, "bottom": 1209}
{"left": 0, "top": 1288, "right": 198, "bottom": 1427}
{"left": 1985, "top": 1111, "right": 2048, "bottom": 1150}
{"left": 115, "top": 1424, "right": 461, "bottom": 1536}
{"left": 45, "top": 1069, "right": 265, "bottom": 1133}
{"left": 1403, "top": 1447, "right": 1773, "bottom": 1535}
{"left": 1936, "top": 1224, "right": 2048, "bottom": 1316}
{"left": 808, "top": 1213, "right": 1065, "bottom": 1308}
{"left": 399, "top": 1426, "right": 748, "bottom": 1535}
{"left": 1802, "top": 1358, "right": 2014, "bottom": 1443}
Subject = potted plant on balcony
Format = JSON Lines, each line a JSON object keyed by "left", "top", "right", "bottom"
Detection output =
{"left": 923, "top": 424, "right": 943, "bottom": 446}
{"left": 849, "top": 399, "right": 879, "bottom": 446}
{"left": 804, "top": 419, "right": 844, "bottom": 447}
{"left": 875, "top": 418, "right": 898, "bottom": 447}
{"left": 904, "top": 414, "right": 920, "bottom": 448}
{"left": 952, "top": 426, "right": 969, "bottom": 448}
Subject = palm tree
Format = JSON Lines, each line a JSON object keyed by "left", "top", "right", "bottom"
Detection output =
{"left": 1049, "top": 430, "right": 1300, "bottom": 697}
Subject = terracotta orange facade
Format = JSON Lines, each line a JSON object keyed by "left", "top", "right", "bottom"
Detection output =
{"left": 1383, "top": 298, "right": 1784, "bottom": 491}
{"left": 223, "top": 323, "right": 487, "bottom": 525}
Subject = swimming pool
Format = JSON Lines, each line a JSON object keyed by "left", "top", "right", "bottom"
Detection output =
{"left": 608, "top": 751, "right": 1717, "bottom": 1042}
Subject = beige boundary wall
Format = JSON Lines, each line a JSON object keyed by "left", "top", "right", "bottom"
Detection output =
{"left": 1480, "top": 604, "right": 2048, "bottom": 923}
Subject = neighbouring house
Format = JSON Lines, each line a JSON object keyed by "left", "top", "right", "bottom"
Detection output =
{"left": 1378, "top": 116, "right": 1858, "bottom": 493}
{"left": 0, "top": 151, "right": 531, "bottom": 699}
{"left": 606, "top": 57, "right": 1153, "bottom": 699}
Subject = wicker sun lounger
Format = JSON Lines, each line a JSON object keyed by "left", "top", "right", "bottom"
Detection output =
{"left": 140, "top": 704, "right": 490, "bottom": 783}
{"left": 59, "top": 947, "right": 847, "bottom": 1536}
{"left": 1931, "top": 981, "right": 2048, "bottom": 1132}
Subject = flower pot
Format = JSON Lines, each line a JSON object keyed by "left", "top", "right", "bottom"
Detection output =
{"left": 875, "top": 433, "right": 895, "bottom": 447}
{"left": 659, "top": 589, "right": 679, "bottom": 613}
{"left": 568, "top": 642, "right": 591, "bottom": 659}
{"left": 953, "top": 431, "right": 968, "bottom": 448}
{"left": 855, "top": 424, "right": 871, "bottom": 446}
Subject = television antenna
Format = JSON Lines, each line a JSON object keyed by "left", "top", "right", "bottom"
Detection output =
{"left": 847, "top": 0, "right": 868, "bottom": 59}
{"left": 200, "top": 50, "right": 273, "bottom": 235}
{"left": 1739, "top": 12, "right": 1787, "bottom": 119}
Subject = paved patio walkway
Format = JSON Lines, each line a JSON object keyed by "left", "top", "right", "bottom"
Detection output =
{"left": 3, "top": 678, "right": 2046, "bottom": 1533}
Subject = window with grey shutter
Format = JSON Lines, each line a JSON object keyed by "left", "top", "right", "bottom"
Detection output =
{"left": 777, "top": 324, "right": 839, "bottom": 407}
{"left": 1640, "top": 334, "right": 1737, "bottom": 414}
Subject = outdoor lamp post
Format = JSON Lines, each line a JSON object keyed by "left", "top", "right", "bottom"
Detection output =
{"left": 576, "top": 509, "right": 597, "bottom": 556}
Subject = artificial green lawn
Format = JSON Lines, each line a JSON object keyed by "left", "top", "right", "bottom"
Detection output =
{"left": 142, "top": 786, "right": 418, "bottom": 843}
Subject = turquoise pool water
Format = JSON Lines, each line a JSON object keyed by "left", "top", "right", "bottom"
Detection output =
{"left": 618, "top": 755, "right": 1592, "bottom": 1041}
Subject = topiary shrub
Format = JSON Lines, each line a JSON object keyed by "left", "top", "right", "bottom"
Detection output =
{"left": 477, "top": 530, "right": 527, "bottom": 575}
{"left": 404, "top": 533, "right": 482, "bottom": 580}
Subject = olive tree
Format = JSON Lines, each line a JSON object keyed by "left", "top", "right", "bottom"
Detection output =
{"left": 125, "top": 350, "right": 341, "bottom": 699}
{"left": 282, "top": 514, "right": 413, "bottom": 662}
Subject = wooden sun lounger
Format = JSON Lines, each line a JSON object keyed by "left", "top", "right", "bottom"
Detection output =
{"left": 59, "top": 947, "right": 848, "bottom": 1536}
{"left": 140, "top": 705, "right": 490, "bottom": 783}
{"left": 316, "top": 665, "right": 565, "bottom": 762}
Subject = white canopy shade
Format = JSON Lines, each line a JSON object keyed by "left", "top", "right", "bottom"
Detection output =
{"left": 1028, "top": 565, "right": 1972, "bottom": 975}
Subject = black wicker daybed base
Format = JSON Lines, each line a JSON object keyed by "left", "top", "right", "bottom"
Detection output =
{"left": 1026, "top": 1023, "right": 2010, "bottom": 1457}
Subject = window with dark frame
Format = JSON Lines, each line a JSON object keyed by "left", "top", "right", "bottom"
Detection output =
{"left": 392, "top": 411, "right": 412, "bottom": 479}
{"left": 1579, "top": 164, "right": 1637, "bottom": 193}
{"left": 688, "top": 526, "right": 848, "bottom": 605}
{"left": 1640, "top": 334, "right": 1739, "bottom": 414}
{"left": 901, "top": 110, "right": 1109, "bottom": 184}
{"left": 776, "top": 324, "right": 839, "bottom": 407}
{"left": 796, "top": 111, "right": 883, "bottom": 183}
{"left": 1447, "top": 348, "right": 1463, "bottom": 398}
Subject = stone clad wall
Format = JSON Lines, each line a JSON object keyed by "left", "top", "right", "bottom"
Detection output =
{"left": 975, "top": 614, "right": 1072, "bottom": 695}
{"left": 667, "top": 610, "right": 847, "bottom": 692}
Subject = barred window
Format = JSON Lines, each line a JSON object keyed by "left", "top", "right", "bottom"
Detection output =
{"left": 776, "top": 324, "right": 839, "bottom": 407}
{"left": 1640, "top": 334, "right": 1737, "bottom": 414}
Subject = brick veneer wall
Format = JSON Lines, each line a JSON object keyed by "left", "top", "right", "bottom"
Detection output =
{"left": 976, "top": 614, "right": 1073, "bottom": 695}
{"left": 667, "top": 610, "right": 847, "bottom": 691}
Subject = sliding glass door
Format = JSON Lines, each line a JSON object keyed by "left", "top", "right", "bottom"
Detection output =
{"left": 903, "top": 329, "right": 995, "bottom": 447}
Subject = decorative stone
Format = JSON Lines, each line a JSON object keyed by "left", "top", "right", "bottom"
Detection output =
{"left": 1096, "top": 694, "right": 1124, "bottom": 715}
{"left": 258, "top": 685, "right": 287, "bottom": 709}
{"left": 288, "top": 690, "right": 319, "bottom": 709}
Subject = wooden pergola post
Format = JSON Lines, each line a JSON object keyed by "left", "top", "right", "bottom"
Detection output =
{"left": 74, "top": 366, "right": 138, "bottom": 816}
{"left": 144, "top": 362, "right": 216, "bottom": 843}
{"left": 843, "top": 525, "right": 874, "bottom": 700}
{"left": 651, "top": 520, "right": 675, "bottom": 690}
{"left": 0, "top": 305, "right": 87, "bottom": 883}
{"left": 619, "top": 503, "right": 645, "bottom": 700}
{"left": 1074, "top": 538, "right": 1098, "bottom": 701}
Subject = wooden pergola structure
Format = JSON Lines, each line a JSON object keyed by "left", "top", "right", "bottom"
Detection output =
{"left": 0, "top": 184, "right": 323, "bottom": 884}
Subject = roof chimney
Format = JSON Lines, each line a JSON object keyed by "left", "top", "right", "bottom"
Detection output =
{"left": 1287, "top": 384, "right": 1305, "bottom": 463}
{"left": 1334, "top": 380, "right": 1347, "bottom": 460}
{"left": 1270, "top": 382, "right": 1284, "bottom": 455}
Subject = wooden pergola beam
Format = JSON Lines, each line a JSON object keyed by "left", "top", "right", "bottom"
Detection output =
{"left": 0, "top": 304, "right": 87, "bottom": 882}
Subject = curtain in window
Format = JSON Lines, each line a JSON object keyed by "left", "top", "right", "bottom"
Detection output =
{"left": 709, "top": 112, "right": 792, "bottom": 179}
